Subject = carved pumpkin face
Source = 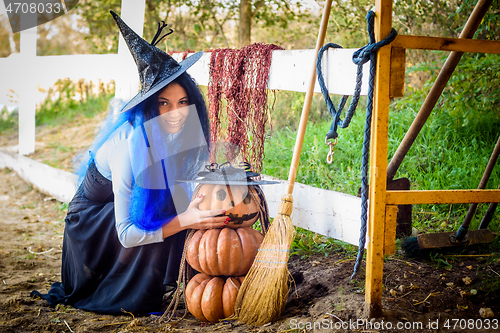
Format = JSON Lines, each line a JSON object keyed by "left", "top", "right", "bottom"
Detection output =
{"left": 197, "top": 184, "right": 260, "bottom": 228}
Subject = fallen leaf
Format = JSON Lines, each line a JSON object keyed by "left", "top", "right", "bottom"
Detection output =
{"left": 466, "top": 265, "right": 473, "bottom": 270}
{"left": 479, "top": 308, "right": 495, "bottom": 318}
{"left": 462, "top": 276, "right": 472, "bottom": 285}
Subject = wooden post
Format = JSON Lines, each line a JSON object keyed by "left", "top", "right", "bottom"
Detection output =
{"left": 18, "top": 17, "right": 37, "bottom": 155}
{"left": 364, "top": 0, "right": 393, "bottom": 318}
{"left": 384, "top": 205, "right": 398, "bottom": 255}
{"left": 114, "top": 0, "right": 146, "bottom": 114}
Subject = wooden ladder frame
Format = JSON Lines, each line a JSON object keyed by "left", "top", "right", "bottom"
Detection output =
{"left": 366, "top": 0, "right": 500, "bottom": 317}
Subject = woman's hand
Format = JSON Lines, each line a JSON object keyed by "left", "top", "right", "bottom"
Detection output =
{"left": 162, "top": 194, "right": 229, "bottom": 239}
{"left": 178, "top": 193, "right": 229, "bottom": 229}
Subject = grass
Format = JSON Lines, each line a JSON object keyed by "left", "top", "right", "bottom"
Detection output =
{"left": 36, "top": 79, "right": 115, "bottom": 126}
{"left": 264, "top": 91, "right": 500, "bottom": 235}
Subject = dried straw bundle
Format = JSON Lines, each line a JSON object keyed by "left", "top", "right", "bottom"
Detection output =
{"left": 235, "top": 194, "right": 295, "bottom": 325}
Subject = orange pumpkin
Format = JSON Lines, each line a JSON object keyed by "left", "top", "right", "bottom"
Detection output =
{"left": 198, "top": 184, "right": 260, "bottom": 228}
{"left": 185, "top": 273, "right": 245, "bottom": 322}
{"left": 186, "top": 227, "right": 264, "bottom": 276}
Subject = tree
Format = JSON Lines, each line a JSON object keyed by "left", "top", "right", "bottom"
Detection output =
{"left": 239, "top": 0, "right": 252, "bottom": 47}
{"left": 239, "top": 0, "right": 311, "bottom": 47}
{"left": 0, "top": 14, "right": 18, "bottom": 57}
{"left": 74, "top": 0, "right": 312, "bottom": 52}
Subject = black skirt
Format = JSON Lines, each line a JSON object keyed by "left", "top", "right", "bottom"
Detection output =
{"left": 32, "top": 162, "right": 186, "bottom": 314}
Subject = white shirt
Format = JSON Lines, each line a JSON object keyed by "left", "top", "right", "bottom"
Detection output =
{"left": 94, "top": 123, "right": 164, "bottom": 248}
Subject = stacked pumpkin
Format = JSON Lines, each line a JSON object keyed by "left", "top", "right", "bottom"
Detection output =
{"left": 181, "top": 162, "right": 276, "bottom": 322}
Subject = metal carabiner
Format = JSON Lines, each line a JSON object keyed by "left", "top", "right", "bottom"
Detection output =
{"left": 325, "top": 137, "right": 337, "bottom": 164}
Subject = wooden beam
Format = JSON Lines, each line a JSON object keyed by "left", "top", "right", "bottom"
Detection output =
{"left": 390, "top": 47, "right": 405, "bottom": 98}
{"left": 364, "top": 0, "right": 393, "bottom": 319}
{"left": 387, "top": 189, "right": 500, "bottom": 205}
{"left": 18, "top": 16, "right": 37, "bottom": 155}
{"left": 114, "top": 0, "right": 146, "bottom": 105}
{"left": 384, "top": 205, "right": 398, "bottom": 255}
{"left": 393, "top": 35, "right": 500, "bottom": 54}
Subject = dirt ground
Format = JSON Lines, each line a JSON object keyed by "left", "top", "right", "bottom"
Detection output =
{"left": 1, "top": 120, "right": 499, "bottom": 332}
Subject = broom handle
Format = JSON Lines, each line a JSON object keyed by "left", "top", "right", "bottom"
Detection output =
{"left": 287, "top": 0, "right": 333, "bottom": 195}
{"left": 461, "top": 134, "right": 500, "bottom": 229}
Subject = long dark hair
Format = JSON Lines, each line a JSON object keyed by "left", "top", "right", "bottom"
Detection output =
{"left": 127, "top": 72, "right": 211, "bottom": 231}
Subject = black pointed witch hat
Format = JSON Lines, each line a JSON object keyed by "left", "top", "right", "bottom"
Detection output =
{"left": 178, "top": 162, "right": 278, "bottom": 185}
{"left": 110, "top": 11, "right": 203, "bottom": 113}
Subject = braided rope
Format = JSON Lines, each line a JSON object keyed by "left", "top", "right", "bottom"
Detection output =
{"left": 159, "top": 228, "right": 196, "bottom": 323}
{"left": 316, "top": 44, "right": 358, "bottom": 140}
{"left": 351, "top": 11, "right": 397, "bottom": 279}
{"left": 317, "top": 11, "right": 397, "bottom": 279}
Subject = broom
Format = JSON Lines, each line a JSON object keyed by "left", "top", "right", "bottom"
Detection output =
{"left": 403, "top": 134, "right": 500, "bottom": 258}
{"left": 234, "top": 0, "right": 333, "bottom": 325}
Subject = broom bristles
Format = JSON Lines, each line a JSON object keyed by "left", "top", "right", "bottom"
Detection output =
{"left": 235, "top": 195, "right": 295, "bottom": 325}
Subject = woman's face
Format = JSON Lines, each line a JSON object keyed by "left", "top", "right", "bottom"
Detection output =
{"left": 158, "top": 82, "right": 190, "bottom": 134}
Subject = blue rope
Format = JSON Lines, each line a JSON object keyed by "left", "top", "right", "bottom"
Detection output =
{"left": 317, "top": 44, "right": 364, "bottom": 140}
{"left": 352, "top": 12, "right": 397, "bottom": 279}
{"left": 316, "top": 11, "right": 397, "bottom": 279}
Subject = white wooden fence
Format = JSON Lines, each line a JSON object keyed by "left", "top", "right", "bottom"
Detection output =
{"left": 0, "top": 0, "right": 369, "bottom": 247}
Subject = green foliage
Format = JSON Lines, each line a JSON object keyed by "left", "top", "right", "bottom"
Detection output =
{"left": 393, "top": 0, "right": 463, "bottom": 38}
{"left": 458, "top": 0, "right": 500, "bottom": 41}
{"left": 36, "top": 79, "right": 115, "bottom": 126}
{"left": 291, "top": 227, "right": 357, "bottom": 259}
{"left": 0, "top": 106, "right": 18, "bottom": 132}
{"left": 76, "top": 0, "right": 122, "bottom": 54}
{"left": 429, "top": 252, "right": 453, "bottom": 270}
{"left": 0, "top": 18, "right": 19, "bottom": 57}
{"left": 74, "top": 0, "right": 312, "bottom": 52}
{"left": 390, "top": 52, "right": 500, "bottom": 233}
{"left": 326, "top": 0, "right": 373, "bottom": 48}
{"left": 263, "top": 95, "right": 368, "bottom": 195}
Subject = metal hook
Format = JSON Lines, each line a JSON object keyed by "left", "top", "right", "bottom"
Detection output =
{"left": 325, "top": 137, "right": 337, "bottom": 164}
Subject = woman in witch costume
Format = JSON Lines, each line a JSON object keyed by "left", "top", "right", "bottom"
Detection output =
{"left": 31, "top": 12, "right": 229, "bottom": 314}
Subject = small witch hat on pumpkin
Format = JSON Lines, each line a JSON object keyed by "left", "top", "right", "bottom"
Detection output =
{"left": 179, "top": 162, "right": 277, "bottom": 229}
{"left": 179, "top": 161, "right": 278, "bottom": 186}
{"left": 110, "top": 11, "right": 203, "bottom": 113}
